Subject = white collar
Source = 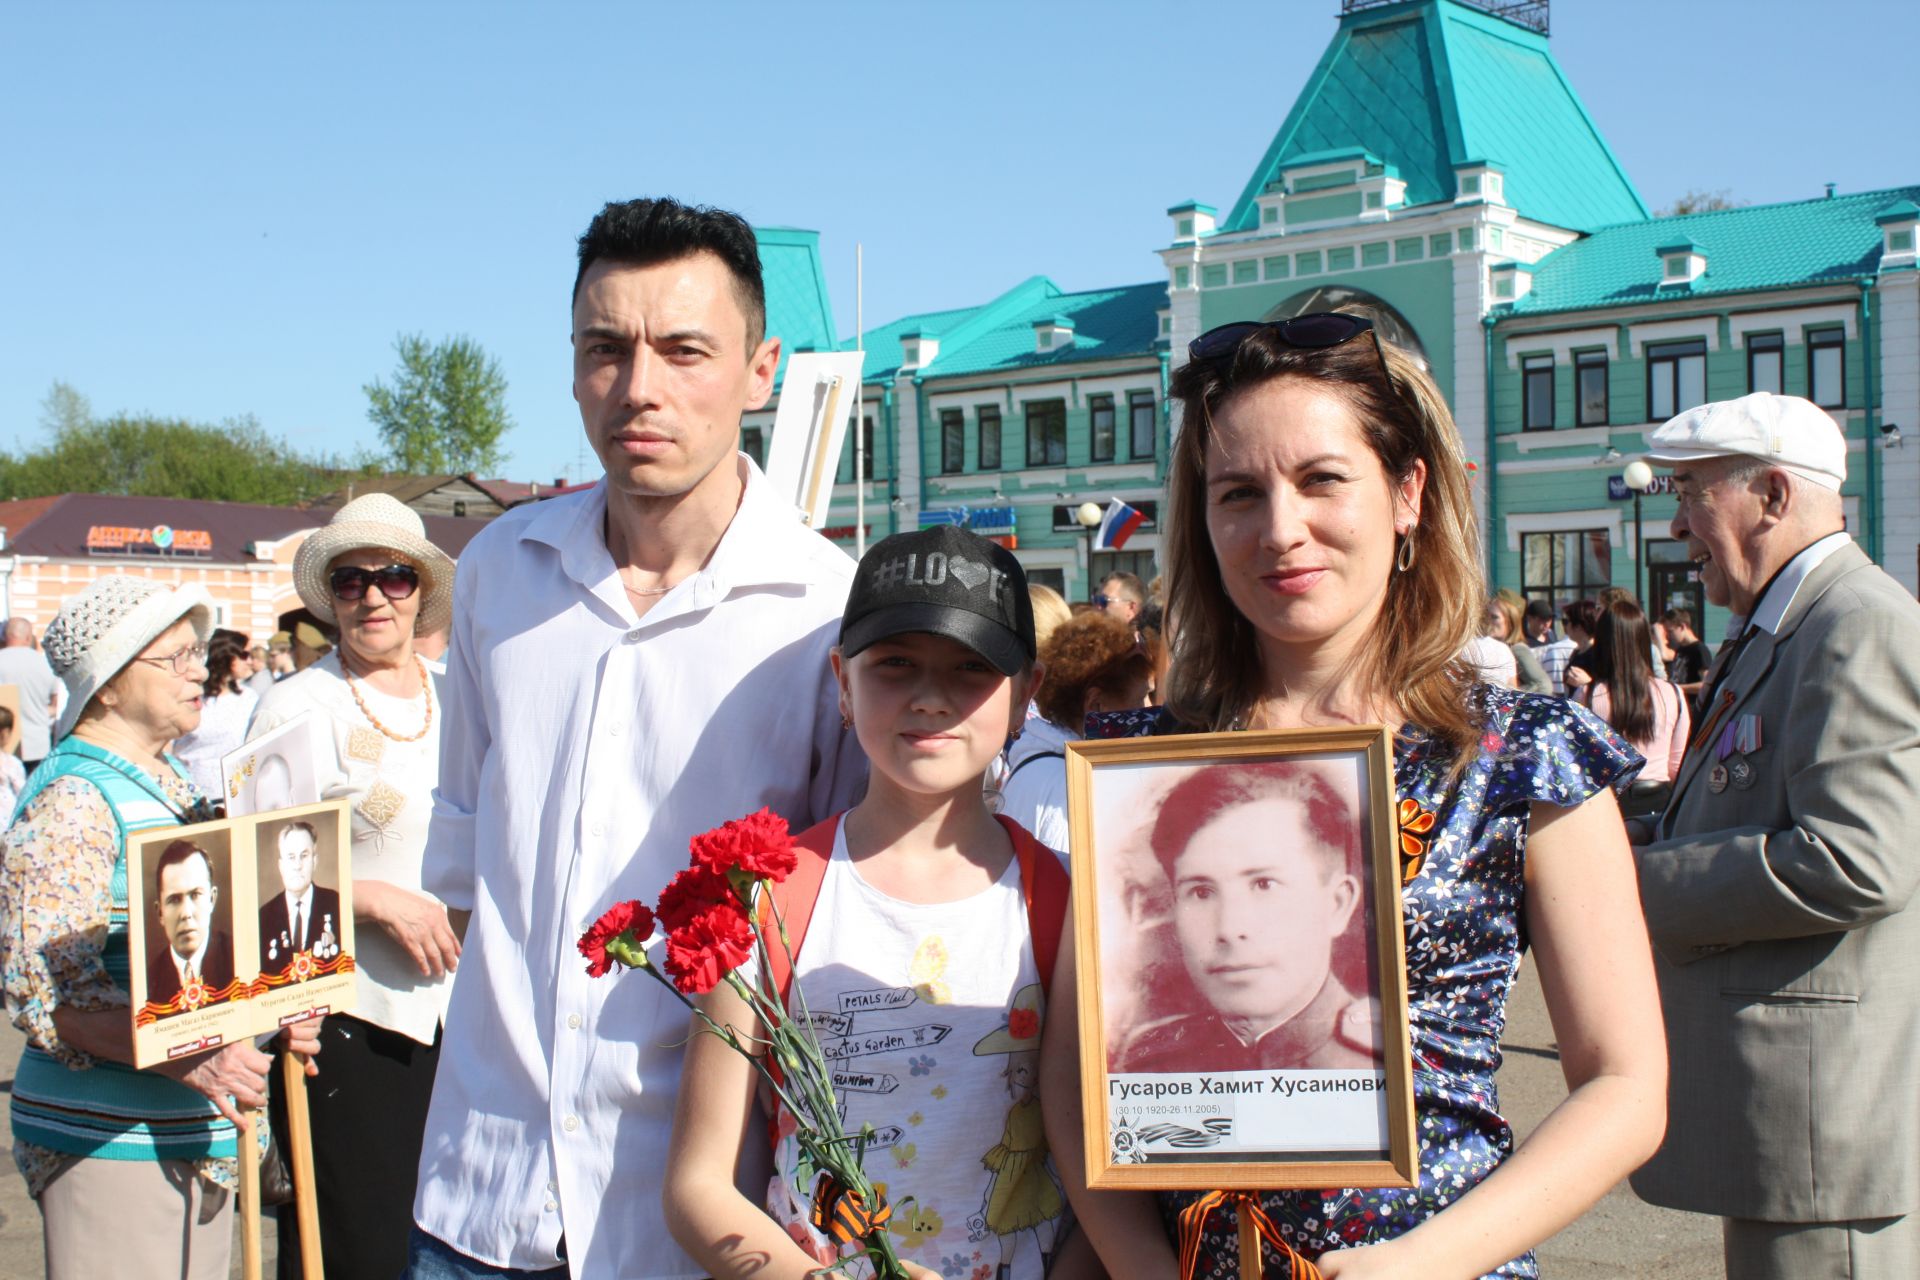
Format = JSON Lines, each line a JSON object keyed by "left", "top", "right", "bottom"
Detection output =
{"left": 1743, "top": 531, "right": 1852, "bottom": 637}
{"left": 171, "top": 941, "right": 206, "bottom": 974}
{"left": 519, "top": 455, "right": 843, "bottom": 604}
{"left": 283, "top": 885, "right": 314, "bottom": 915}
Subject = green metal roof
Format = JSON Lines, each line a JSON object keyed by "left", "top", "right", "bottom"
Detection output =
{"left": 1222, "top": 0, "right": 1646, "bottom": 234}
{"left": 842, "top": 278, "right": 1167, "bottom": 384}
{"left": 1506, "top": 185, "right": 1920, "bottom": 315}
{"left": 754, "top": 227, "right": 837, "bottom": 380}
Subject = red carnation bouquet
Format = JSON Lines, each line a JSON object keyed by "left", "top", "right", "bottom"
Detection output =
{"left": 578, "top": 808, "right": 908, "bottom": 1280}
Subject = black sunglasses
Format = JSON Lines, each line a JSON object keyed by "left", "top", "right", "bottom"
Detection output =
{"left": 1187, "top": 311, "right": 1386, "bottom": 370}
{"left": 329, "top": 564, "right": 420, "bottom": 603}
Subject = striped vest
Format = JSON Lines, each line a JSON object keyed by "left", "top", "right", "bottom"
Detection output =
{"left": 9, "top": 738, "right": 238, "bottom": 1163}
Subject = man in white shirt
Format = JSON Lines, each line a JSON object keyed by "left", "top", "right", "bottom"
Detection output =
{"left": 409, "top": 197, "right": 865, "bottom": 1280}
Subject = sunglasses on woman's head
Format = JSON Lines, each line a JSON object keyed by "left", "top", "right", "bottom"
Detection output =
{"left": 1187, "top": 311, "right": 1387, "bottom": 371}
{"left": 329, "top": 564, "right": 420, "bottom": 602}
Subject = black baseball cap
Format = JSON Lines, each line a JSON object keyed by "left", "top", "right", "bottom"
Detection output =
{"left": 1523, "top": 598, "right": 1554, "bottom": 621}
{"left": 840, "top": 526, "right": 1035, "bottom": 676}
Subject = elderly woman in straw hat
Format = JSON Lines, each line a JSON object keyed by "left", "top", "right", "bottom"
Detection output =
{"left": 247, "top": 492, "right": 459, "bottom": 1279}
{"left": 0, "top": 575, "right": 323, "bottom": 1278}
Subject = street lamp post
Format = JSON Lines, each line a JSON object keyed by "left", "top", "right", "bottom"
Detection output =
{"left": 1623, "top": 458, "right": 1654, "bottom": 606}
{"left": 1076, "top": 501, "right": 1104, "bottom": 601}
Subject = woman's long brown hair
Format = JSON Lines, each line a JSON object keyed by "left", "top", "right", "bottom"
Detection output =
{"left": 1162, "top": 321, "right": 1487, "bottom": 774}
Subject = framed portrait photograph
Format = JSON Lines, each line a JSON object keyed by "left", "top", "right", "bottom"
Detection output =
{"left": 1065, "top": 726, "right": 1416, "bottom": 1190}
{"left": 126, "top": 799, "right": 356, "bottom": 1068}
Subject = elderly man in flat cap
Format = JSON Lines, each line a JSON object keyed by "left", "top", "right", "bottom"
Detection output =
{"left": 1627, "top": 392, "right": 1920, "bottom": 1277}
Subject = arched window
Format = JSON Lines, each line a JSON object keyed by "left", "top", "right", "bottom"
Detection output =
{"left": 1262, "top": 286, "right": 1430, "bottom": 371}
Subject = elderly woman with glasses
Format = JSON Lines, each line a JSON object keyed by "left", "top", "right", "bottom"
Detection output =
{"left": 246, "top": 493, "right": 460, "bottom": 1280}
{"left": 1040, "top": 314, "right": 1667, "bottom": 1280}
{"left": 0, "top": 576, "right": 323, "bottom": 1278}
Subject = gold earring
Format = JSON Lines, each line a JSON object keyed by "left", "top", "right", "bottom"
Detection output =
{"left": 1396, "top": 529, "right": 1417, "bottom": 572}
{"left": 840, "top": 712, "right": 853, "bottom": 730}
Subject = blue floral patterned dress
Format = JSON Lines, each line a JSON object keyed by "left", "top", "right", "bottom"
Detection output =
{"left": 1088, "top": 686, "right": 1641, "bottom": 1279}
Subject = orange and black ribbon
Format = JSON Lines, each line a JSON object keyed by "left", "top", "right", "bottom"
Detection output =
{"left": 1176, "top": 1190, "right": 1321, "bottom": 1280}
{"left": 809, "top": 1174, "right": 892, "bottom": 1246}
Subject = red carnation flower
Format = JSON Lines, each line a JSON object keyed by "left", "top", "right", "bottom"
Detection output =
{"left": 663, "top": 900, "right": 755, "bottom": 995}
{"left": 1007, "top": 1006, "right": 1040, "bottom": 1041}
{"left": 578, "top": 900, "right": 656, "bottom": 978}
{"left": 656, "top": 865, "right": 736, "bottom": 932}
{"left": 689, "top": 808, "right": 798, "bottom": 884}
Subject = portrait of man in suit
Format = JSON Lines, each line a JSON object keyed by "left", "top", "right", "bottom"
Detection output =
{"left": 1630, "top": 393, "right": 1920, "bottom": 1277}
{"left": 259, "top": 819, "right": 341, "bottom": 975}
{"left": 145, "top": 839, "right": 235, "bottom": 1014}
{"left": 1114, "top": 760, "right": 1381, "bottom": 1073}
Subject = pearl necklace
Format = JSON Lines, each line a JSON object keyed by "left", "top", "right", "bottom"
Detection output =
{"left": 345, "top": 654, "right": 433, "bottom": 743}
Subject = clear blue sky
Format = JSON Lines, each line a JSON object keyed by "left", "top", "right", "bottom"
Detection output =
{"left": 4, "top": 0, "right": 1914, "bottom": 487}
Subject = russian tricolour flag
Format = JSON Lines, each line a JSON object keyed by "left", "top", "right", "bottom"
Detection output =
{"left": 1095, "top": 497, "right": 1148, "bottom": 550}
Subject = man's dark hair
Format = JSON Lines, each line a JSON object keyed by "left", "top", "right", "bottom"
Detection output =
{"left": 1523, "top": 597, "right": 1554, "bottom": 622}
{"left": 1561, "top": 598, "right": 1603, "bottom": 637}
{"left": 572, "top": 198, "right": 767, "bottom": 350}
{"left": 154, "top": 839, "right": 213, "bottom": 897}
{"left": 1149, "top": 761, "right": 1357, "bottom": 884}
{"left": 1660, "top": 607, "right": 1695, "bottom": 631}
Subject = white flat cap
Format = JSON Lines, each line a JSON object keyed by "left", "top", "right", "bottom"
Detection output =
{"left": 1644, "top": 392, "right": 1846, "bottom": 492}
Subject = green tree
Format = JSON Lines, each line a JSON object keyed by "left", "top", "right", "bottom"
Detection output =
{"left": 363, "top": 333, "right": 513, "bottom": 475}
{"left": 1656, "top": 189, "right": 1744, "bottom": 217}
{"left": 0, "top": 383, "right": 370, "bottom": 505}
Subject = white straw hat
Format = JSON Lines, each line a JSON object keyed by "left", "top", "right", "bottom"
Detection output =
{"left": 292, "top": 494, "right": 455, "bottom": 636}
{"left": 43, "top": 577, "right": 215, "bottom": 740}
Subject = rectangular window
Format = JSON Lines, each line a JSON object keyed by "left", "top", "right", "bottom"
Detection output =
{"left": 939, "top": 408, "right": 964, "bottom": 474}
{"left": 742, "top": 426, "right": 765, "bottom": 469}
{"left": 1808, "top": 327, "right": 1845, "bottom": 408}
{"left": 1646, "top": 339, "right": 1708, "bottom": 421}
{"left": 1089, "top": 393, "right": 1116, "bottom": 463}
{"left": 1232, "top": 260, "right": 1258, "bottom": 285}
{"left": 1361, "top": 242, "right": 1389, "bottom": 267}
{"left": 1263, "top": 255, "right": 1289, "bottom": 279}
{"left": 1026, "top": 399, "right": 1066, "bottom": 467}
{"left": 1296, "top": 251, "right": 1322, "bottom": 276}
{"left": 1201, "top": 264, "right": 1228, "bottom": 288}
{"left": 1262, "top": 206, "right": 1279, "bottom": 225}
{"left": 1575, "top": 350, "right": 1609, "bottom": 427}
{"left": 1429, "top": 231, "right": 1451, "bottom": 256}
{"left": 1174, "top": 266, "right": 1190, "bottom": 289}
{"left": 977, "top": 405, "right": 1001, "bottom": 471}
{"left": 1521, "top": 530, "right": 1613, "bottom": 617}
{"left": 1395, "top": 237, "right": 1423, "bottom": 261}
{"left": 1458, "top": 227, "right": 1476, "bottom": 251}
{"left": 1521, "top": 355, "right": 1555, "bottom": 430}
{"left": 838, "top": 413, "right": 877, "bottom": 483}
{"left": 1747, "top": 332, "right": 1784, "bottom": 396}
{"left": 1129, "top": 391, "right": 1157, "bottom": 460}
{"left": 1328, "top": 246, "right": 1355, "bottom": 271}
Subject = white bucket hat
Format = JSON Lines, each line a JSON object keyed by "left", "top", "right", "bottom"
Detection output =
{"left": 43, "top": 576, "right": 215, "bottom": 740}
{"left": 292, "top": 494, "right": 455, "bottom": 637}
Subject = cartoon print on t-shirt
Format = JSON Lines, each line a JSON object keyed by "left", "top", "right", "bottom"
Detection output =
{"left": 968, "top": 984, "right": 1064, "bottom": 1280}
{"left": 911, "top": 935, "right": 952, "bottom": 1004}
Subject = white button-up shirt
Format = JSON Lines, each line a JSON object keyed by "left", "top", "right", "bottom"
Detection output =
{"left": 415, "top": 459, "right": 865, "bottom": 1278}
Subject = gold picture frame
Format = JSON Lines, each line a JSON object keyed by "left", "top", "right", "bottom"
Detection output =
{"left": 1065, "top": 726, "right": 1416, "bottom": 1190}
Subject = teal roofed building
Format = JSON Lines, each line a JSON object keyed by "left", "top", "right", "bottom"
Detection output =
{"left": 742, "top": 0, "right": 1920, "bottom": 621}
{"left": 744, "top": 273, "right": 1170, "bottom": 597}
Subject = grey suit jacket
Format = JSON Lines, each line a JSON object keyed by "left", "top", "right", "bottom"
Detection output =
{"left": 1630, "top": 542, "right": 1920, "bottom": 1222}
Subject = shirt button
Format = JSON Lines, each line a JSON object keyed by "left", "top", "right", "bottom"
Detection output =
{"left": 548, "top": 1180, "right": 558, "bottom": 1192}
{"left": 563, "top": 1114, "right": 580, "bottom": 1133}
{"left": 566, "top": 1013, "right": 582, "bottom": 1030}
{"left": 624, "top": 629, "right": 644, "bottom": 644}
{"left": 545, "top": 1200, "right": 558, "bottom": 1213}
{"left": 607, "top": 722, "right": 621, "bottom": 737}
{"left": 590, "top": 822, "right": 605, "bottom": 837}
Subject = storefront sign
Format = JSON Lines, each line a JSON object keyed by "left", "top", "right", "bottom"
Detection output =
{"left": 919, "top": 505, "right": 1018, "bottom": 535}
{"left": 1053, "top": 500, "right": 1158, "bottom": 533}
{"left": 86, "top": 524, "right": 215, "bottom": 556}
{"left": 1607, "top": 474, "right": 1675, "bottom": 501}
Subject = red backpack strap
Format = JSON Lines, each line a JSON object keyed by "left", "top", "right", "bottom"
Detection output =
{"left": 765, "top": 814, "right": 840, "bottom": 1010}
{"left": 998, "top": 815, "right": 1070, "bottom": 999}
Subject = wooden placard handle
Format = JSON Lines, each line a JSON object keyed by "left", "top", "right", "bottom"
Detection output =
{"left": 282, "top": 1052, "right": 325, "bottom": 1279}
{"left": 238, "top": 1107, "right": 262, "bottom": 1280}
{"left": 1238, "top": 1210, "right": 1265, "bottom": 1280}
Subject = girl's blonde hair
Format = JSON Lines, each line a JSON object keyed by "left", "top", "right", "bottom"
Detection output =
{"left": 1027, "top": 583, "right": 1072, "bottom": 654}
{"left": 1162, "top": 319, "right": 1487, "bottom": 770}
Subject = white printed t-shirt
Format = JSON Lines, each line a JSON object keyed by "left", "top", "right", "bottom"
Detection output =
{"left": 769, "top": 819, "right": 1065, "bottom": 1280}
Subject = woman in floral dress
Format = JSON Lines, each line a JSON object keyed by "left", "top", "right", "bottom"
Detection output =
{"left": 1040, "top": 313, "right": 1668, "bottom": 1279}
